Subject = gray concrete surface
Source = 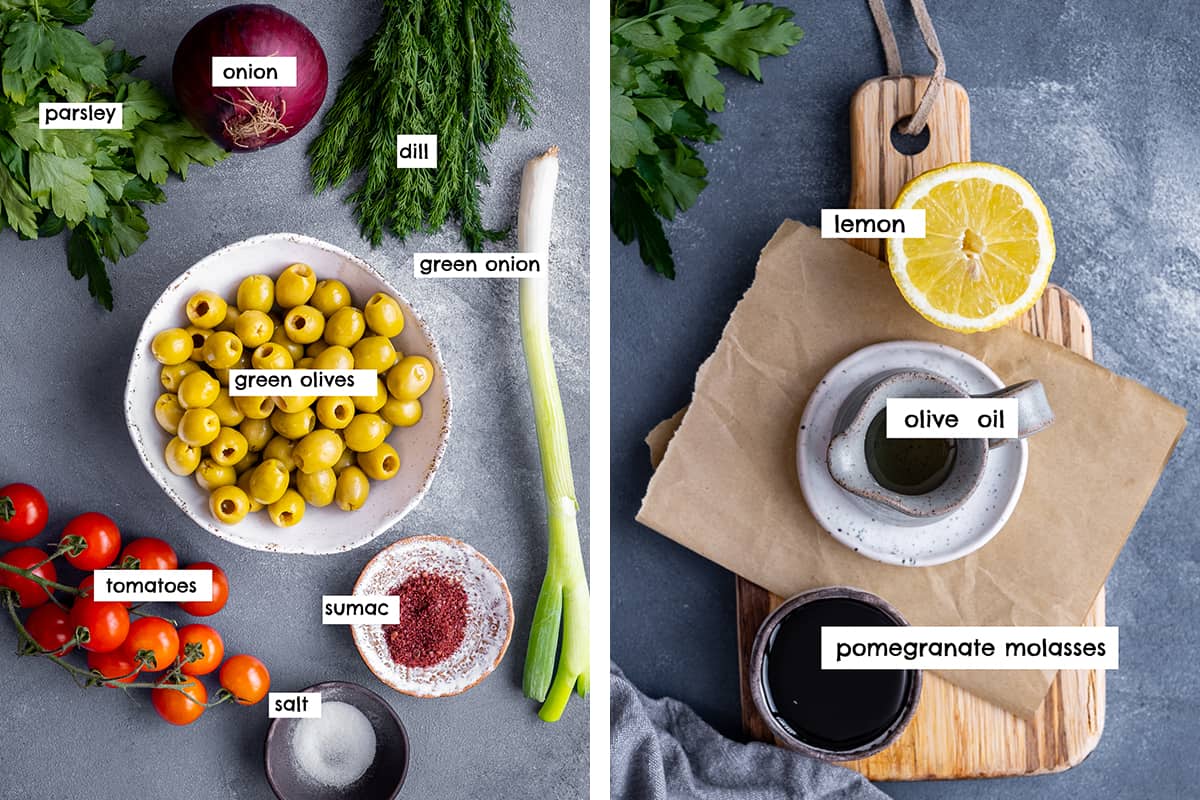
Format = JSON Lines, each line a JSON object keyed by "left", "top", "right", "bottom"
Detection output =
{"left": 0, "top": 1, "right": 588, "bottom": 798}
{"left": 612, "top": 1, "right": 1200, "bottom": 797}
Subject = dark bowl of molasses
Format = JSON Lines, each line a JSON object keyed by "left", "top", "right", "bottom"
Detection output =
{"left": 749, "top": 586, "right": 921, "bottom": 761}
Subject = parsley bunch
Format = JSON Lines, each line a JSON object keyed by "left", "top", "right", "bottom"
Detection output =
{"left": 0, "top": 0, "right": 225, "bottom": 309}
{"left": 308, "top": 0, "right": 533, "bottom": 251}
{"left": 611, "top": 0, "right": 802, "bottom": 277}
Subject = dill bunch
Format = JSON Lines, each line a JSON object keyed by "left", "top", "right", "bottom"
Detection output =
{"left": 309, "top": 0, "right": 533, "bottom": 250}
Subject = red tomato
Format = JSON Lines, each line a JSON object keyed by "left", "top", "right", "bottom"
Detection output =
{"left": 78, "top": 575, "right": 131, "bottom": 608}
{"left": 88, "top": 649, "right": 139, "bottom": 685}
{"left": 24, "top": 604, "right": 75, "bottom": 655}
{"left": 122, "top": 616, "right": 180, "bottom": 671}
{"left": 152, "top": 676, "right": 207, "bottom": 725}
{"left": 69, "top": 595, "right": 130, "bottom": 653}
{"left": 0, "top": 484, "right": 48, "bottom": 542}
{"left": 60, "top": 512, "right": 121, "bottom": 571}
{"left": 0, "top": 546, "right": 57, "bottom": 608}
{"left": 178, "top": 562, "right": 229, "bottom": 616}
{"left": 178, "top": 624, "right": 224, "bottom": 676}
{"left": 119, "top": 537, "right": 178, "bottom": 571}
{"left": 218, "top": 654, "right": 270, "bottom": 705}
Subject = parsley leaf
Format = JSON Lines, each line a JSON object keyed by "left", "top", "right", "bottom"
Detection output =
{"left": 611, "top": 0, "right": 802, "bottom": 277}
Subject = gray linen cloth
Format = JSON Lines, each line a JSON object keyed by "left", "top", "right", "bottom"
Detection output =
{"left": 611, "top": 663, "right": 893, "bottom": 800}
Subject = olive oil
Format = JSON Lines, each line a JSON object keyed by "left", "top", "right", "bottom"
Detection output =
{"left": 865, "top": 410, "right": 956, "bottom": 495}
{"left": 762, "top": 598, "right": 912, "bottom": 752}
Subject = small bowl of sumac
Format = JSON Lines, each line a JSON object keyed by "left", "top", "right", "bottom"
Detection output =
{"left": 350, "top": 535, "right": 513, "bottom": 697}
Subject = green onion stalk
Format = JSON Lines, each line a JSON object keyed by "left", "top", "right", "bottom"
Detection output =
{"left": 518, "top": 147, "right": 589, "bottom": 721}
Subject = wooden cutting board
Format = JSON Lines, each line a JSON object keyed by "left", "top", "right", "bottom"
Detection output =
{"left": 733, "top": 76, "right": 1105, "bottom": 779}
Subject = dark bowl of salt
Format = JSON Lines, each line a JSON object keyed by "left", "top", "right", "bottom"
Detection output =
{"left": 264, "top": 681, "right": 409, "bottom": 800}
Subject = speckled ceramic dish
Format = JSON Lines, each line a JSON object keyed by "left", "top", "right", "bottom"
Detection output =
{"left": 124, "top": 233, "right": 451, "bottom": 555}
{"left": 796, "top": 341, "right": 1026, "bottom": 567}
{"left": 351, "top": 535, "right": 513, "bottom": 698}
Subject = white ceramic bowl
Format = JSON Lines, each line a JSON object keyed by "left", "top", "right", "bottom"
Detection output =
{"left": 351, "top": 535, "right": 513, "bottom": 698}
{"left": 124, "top": 233, "right": 451, "bottom": 555}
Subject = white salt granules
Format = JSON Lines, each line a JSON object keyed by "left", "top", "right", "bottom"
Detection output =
{"left": 291, "top": 701, "right": 377, "bottom": 787}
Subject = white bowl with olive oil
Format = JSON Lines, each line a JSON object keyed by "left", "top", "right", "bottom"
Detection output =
{"left": 124, "top": 233, "right": 451, "bottom": 555}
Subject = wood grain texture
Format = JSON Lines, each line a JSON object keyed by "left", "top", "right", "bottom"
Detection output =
{"left": 734, "top": 76, "right": 1105, "bottom": 780}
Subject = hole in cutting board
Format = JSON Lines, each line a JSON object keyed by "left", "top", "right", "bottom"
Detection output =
{"left": 890, "top": 115, "right": 930, "bottom": 155}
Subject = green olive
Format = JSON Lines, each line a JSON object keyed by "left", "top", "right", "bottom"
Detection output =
{"left": 164, "top": 437, "right": 201, "bottom": 476}
{"left": 353, "top": 378, "right": 388, "bottom": 413}
{"left": 185, "top": 327, "right": 212, "bottom": 362}
{"left": 276, "top": 263, "right": 317, "bottom": 308}
{"left": 296, "top": 357, "right": 315, "bottom": 369}
{"left": 381, "top": 396, "right": 422, "bottom": 427}
{"left": 387, "top": 355, "right": 434, "bottom": 401}
{"left": 209, "top": 485, "right": 251, "bottom": 525}
{"left": 209, "top": 427, "right": 249, "bottom": 466}
{"left": 234, "top": 309, "right": 275, "bottom": 348}
{"left": 236, "top": 274, "right": 275, "bottom": 312}
{"left": 248, "top": 459, "right": 290, "bottom": 505}
{"left": 160, "top": 361, "right": 201, "bottom": 392}
{"left": 185, "top": 291, "right": 228, "bottom": 329}
{"left": 202, "top": 331, "right": 243, "bottom": 370}
{"left": 234, "top": 395, "right": 275, "bottom": 420}
{"left": 271, "top": 407, "right": 316, "bottom": 440}
{"left": 311, "top": 279, "right": 352, "bottom": 317}
{"left": 334, "top": 466, "right": 370, "bottom": 511}
{"left": 351, "top": 336, "right": 397, "bottom": 373}
{"left": 316, "top": 396, "right": 355, "bottom": 429}
{"left": 268, "top": 489, "right": 306, "bottom": 528}
{"left": 177, "top": 370, "right": 220, "bottom": 410}
{"left": 343, "top": 413, "right": 389, "bottom": 452}
{"left": 251, "top": 343, "right": 294, "bottom": 371}
{"left": 239, "top": 417, "right": 274, "bottom": 452}
{"left": 151, "top": 328, "right": 194, "bottom": 365}
{"left": 364, "top": 293, "right": 405, "bottom": 337}
{"left": 292, "top": 429, "right": 345, "bottom": 474}
{"left": 210, "top": 388, "right": 245, "bottom": 427}
{"left": 274, "top": 395, "right": 316, "bottom": 413}
{"left": 195, "top": 458, "right": 237, "bottom": 492}
{"left": 213, "top": 351, "right": 249, "bottom": 387}
{"left": 269, "top": 325, "right": 305, "bottom": 362}
{"left": 284, "top": 305, "right": 326, "bottom": 345}
{"left": 237, "top": 470, "right": 265, "bottom": 512}
{"left": 233, "top": 450, "right": 260, "bottom": 475}
{"left": 357, "top": 442, "right": 400, "bottom": 481}
{"left": 154, "top": 393, "right": 185, "bottom": 434}
{"left": 177, "top": 408, "right": 221, "bottom": 447}
{"left": 262, "top": 435, "right": 298, "bottom": 472}
{"left": 296, "top": 468, "right": 337, "bottom": 507}
{"left": 313, "top": 345, "right": 354, "bottom": 371}
{"left": 216, "top": 306, "right": 242, "bottom": 333}
{"left": 332, "top": 448, "right": 357, "bottom": 474}
{"left": 306, "top": 340, "right": 329, "bottom": 358}
{"left": 324, "top": 307, "right": 365, "bottom": 348}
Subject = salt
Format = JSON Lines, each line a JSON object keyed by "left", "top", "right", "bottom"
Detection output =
{"left": 291, "top": 701, "right": 377, "bottom": 788}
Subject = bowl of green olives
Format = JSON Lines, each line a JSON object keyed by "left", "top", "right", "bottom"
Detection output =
{"left": 125, "top": 233, "right": 451, "bottom": 554}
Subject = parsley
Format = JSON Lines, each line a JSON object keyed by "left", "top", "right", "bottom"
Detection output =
{"left": 0, "top": 0, "right": 225, "bottom": 309}
{"left": 308, "top": 0, "right": 533, "bottom": 252}
{"left": 611, "top": 0, "right": 802, "bottom": 277}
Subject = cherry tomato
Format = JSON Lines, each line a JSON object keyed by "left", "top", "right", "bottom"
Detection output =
{"left": 78, "top": 575, "right": 131, "bottom": 608}
{"left": 69, "top": 595, "right": 130, "bottom": 653}
{"left": 218, "top": 653, "right": 270, "bottom": 705}
{"left": 87, "top": 648, "right": 139, "bottom": 685}
{"left": 24, "top": 604, "right": 74, "bottom": 655}
{"left": 152, "top": 675, "right": 207, "bottom": 725}
{"left": 178, "top": 562, "right": 229, "bottom": 617}
{"left": 60, "top": 512, "right": 121, "bottom": 571}
{"left": 119, "top": 537, "right": 178, "bottom": 571}
{"left": 178, "top": 624, "right": 224, "bottom": 676}
{"left": 0, "top": 546, "right": 56, "bottom": 608}
{"left": 0, "top": 483, "right": 48, "bottom": 542}
{"left": 122, "top": 616, "right": 179, "bottom": 671}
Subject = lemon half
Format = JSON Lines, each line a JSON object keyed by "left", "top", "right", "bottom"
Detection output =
{"left": 887, "top": 162, "right": 1055, "bottom": 333}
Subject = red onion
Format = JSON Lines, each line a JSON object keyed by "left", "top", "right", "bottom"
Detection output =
{"left": 172, "top": 4, "right": 327, "bottom": 151}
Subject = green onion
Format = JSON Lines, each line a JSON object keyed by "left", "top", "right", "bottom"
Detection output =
{"left": 518, "top": 147, "right": 590, "bottom": 721}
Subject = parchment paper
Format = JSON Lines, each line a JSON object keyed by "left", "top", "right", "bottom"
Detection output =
{"left": 637, "top": 222, "right": 1187, "bottom": 718}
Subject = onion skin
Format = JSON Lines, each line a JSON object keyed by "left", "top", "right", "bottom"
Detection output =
{"left": 172, "top": 4, "right": 328, "bottom": 152}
